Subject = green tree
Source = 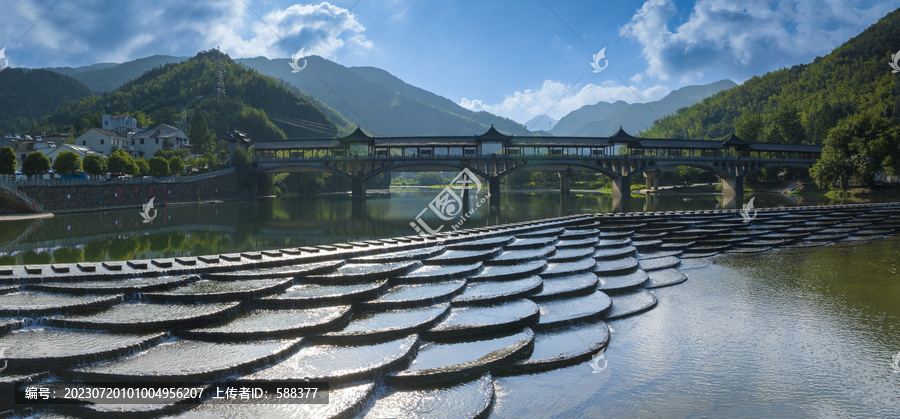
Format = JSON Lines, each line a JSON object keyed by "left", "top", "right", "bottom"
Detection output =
{"left": 0, "top": 146, "right": 16, "bottom": 175}
{"left": 83, "top": 154, "right": 106, "bottom": 177}
{"left": 201, "top": 152, "right": 216, "bottom": 168}
{"left": 733, "top": 111, "right": 764, "bottom": 142}
{"left": 135, "top": 158, "right": 150, "bottom": 176}
{"left": 811, "top": 113, "right": 900, "bottom": 188}
{"left": 107, "top": 148, "right": 138, "bottom": 176}
{"left": 185, "top": 157, "right": 198, "bottom": 172}
{"left": 764, "top": 103, "right": 807, "bottom": 144}
{"left": 51, "top": 151, "right": 82, "bottom": 176}
{"left": 148, "top": 156, "right": 170, "bottom": 176}
{"left": 412, "top": 172, "right": 448, "bottom": 186}
{"left": 232, "top": 147, "right": 252, "bottom": 167}
{"left": 168, "top": 156, "right": 185, "bottom": 175}
{"left": 22, "top": 151, "right": 51, "bottom": 178}
{"left": 188, "top": 111, "right": 214, "bottom": 154}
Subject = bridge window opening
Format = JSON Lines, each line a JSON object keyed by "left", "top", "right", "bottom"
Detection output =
{"left": 549, "top": 148, "right": 562, "bottom": 156}
{"left": 463, "top": 148, "right": 477, "bottom": 155}
{"left": 507, "top": 147, "right": 521, "bottom": 155}
{"left": 420, "top": 149, "right": 434, "bottom": 156}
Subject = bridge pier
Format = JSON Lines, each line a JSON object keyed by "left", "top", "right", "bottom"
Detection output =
{"left": 643, "top": 170, "right": 659, "bottom": 190}
{"left": 489, "top": 176, "right": 501, "bottom": 198}
{"left": 352, "top": 175, "right": 366, "bottom": 200}
{"left": 721, "top": 175, "right": 743, "bottom": 196}
{"left": 558, "top": 170, "right": 570, "bottom": 196}
{"left": 612, "top": 175, "right": 630, "bottom": 198}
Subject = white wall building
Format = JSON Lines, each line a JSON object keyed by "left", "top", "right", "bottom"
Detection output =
{"left": 130, "top": 124, "right": 191, "bottom": 157}
{"left": 102, "top": 114, "right": 138, "bottom": 135}
{"left": 74, "top": 128, "right": 140, "bottom": 158}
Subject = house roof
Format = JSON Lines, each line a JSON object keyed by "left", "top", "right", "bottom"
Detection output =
{"left": 475, "top": 125, "right": 512, "bottom": 141}
{"left": 89, "top": 128, "right": 127, "bottom": 140}
{"left": 131, "top": 124, "right": 186, "bottom": 140}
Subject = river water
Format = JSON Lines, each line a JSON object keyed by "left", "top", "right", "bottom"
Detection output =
{"left": 1, "top": 190, "right": 898, "bottom": 416}
{"left": 0, "top": 190, "right": 865, "bottom": 265}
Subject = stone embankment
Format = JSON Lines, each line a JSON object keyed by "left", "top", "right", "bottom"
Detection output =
{"left": 0, "top": 202, "right": 897, "bottom": 417}
{"left": 2, "top": 169, "right": 248, "bottom": 214}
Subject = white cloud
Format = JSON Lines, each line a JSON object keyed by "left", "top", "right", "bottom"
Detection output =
{"left": 1, "top": 1, "right": 371, "bottom": 67}
{"left": 621, "top": 0, "right": 899, "bottom": 82}
{"left": 459, "top": 80, "right": 669, "bottom": 124}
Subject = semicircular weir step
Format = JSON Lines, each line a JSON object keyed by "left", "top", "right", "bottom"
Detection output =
{"left": 424, "top": 248, "right": 503, "bottom": 265}
{"left": 547, "top": 247, "right": 595, "bottom": 263}
{"left": 533, "top": 291, "right": 612, "bottom": 330}
{"left": 173, "top": 382, "right": 375, "bottom": 419}
{"left": 68, "top": 338, "right": 303, "bottom": 382}
{"left": 593, "top": 246, "right": 637, "bottom": 260}
{"left": 638, "top": 256, "right": 681, "bottom": 271}
{"left": 597, "top": 270, "right": 650, "bottom": 293}
{"left": 452, "top": 275, "right": 543, "bottom": 306}
{"left": 316, "top": 304, "right": 450, "bottom": 344}
{"left": 359, "top": 280, "right": 467, "bottom": 311}
{"left": 555, "top": 236, "right": 599, "bottom": 249}
{"left": 143, "top": 278, "right": 293, "bottom": 303}
{"left": 394, "top": 263, "right": 482, "bottom": 283}
{"left": 539, "top": 257, "right": 597, "bottom": 278}
{"left": 28, "top": 275, "right": 198, "bottom": 295}
{"left": 387, "top": 329, "right": 533, "bottom": 386}
{"left": 487, "top": 246, "right": 556, "bottom": 266}
{"left": 204, "top": 260, "right": 345, "bottom": 280}
{"left": 645, "top": 269, "right": 688, "bottom": 288}
{"left": 447, "top": 236, "right": 514, "bottom": 250}
{"left": 494, "top": 322, "right": 609, "bottom": 375}
{"left": 44, "top": 301, "right": 241, "bottom": 333}
{"left": 299, "top": 261, "right": 422, "bottom": 284}
{"left": 258, "top": 280, "right": 389, "bottom": 308}
{"left": 604, "top": 289, "right": 658, "bottom": 320}
{"left": 468, "top": 260, "right": 547, "bottom": 282}
{"left": 530, "top": 272, "right": 598, "bottom": 301}
{"left": 424, "top": 299, "right": 539, "bottom": 340}
{"left": 0, "top": 328, "right": 165, "bottom": 375}
{"left": 242, "top": 335, "right": 418, "bottom": 385}
{"left": 0, "top": 292, "right": 123, "bottom": 317}
{"left": 350, "top": 246, "right": 445, "bottom": 263}
{"left": 363, "top": 374, "right": 494, "bottom": 418}
{"left": 592, "top": 257, "right": 638, "bottom": 275}
{"left": 504, "top": 236, "right": 558, "bottom": 250}
{"left": 178, "top": 306, "right": 351, "bottom": 341}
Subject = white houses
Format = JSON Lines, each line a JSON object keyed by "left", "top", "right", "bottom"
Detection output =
{"left": 129, "top": 124, "right": 191, "bottom": 156}
{"left": 44, "top": 143, "right": 100, "bottom": 163}
{"left": 102, "top": 114, "right": 138, "bottom": 135}
{"left": 74, "top": 128, "right": 140, "bottom": 158}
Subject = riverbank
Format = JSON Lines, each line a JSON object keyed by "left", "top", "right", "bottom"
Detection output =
{"left": 0, "top": 212, "right": 54, "bottom": 222}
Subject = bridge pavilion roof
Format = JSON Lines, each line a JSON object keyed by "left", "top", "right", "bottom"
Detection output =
{"left": 749, "top": 142, "right": 822, "bottom": 153}
{"left": 509, "top": 136, "right": 611, "bottom": 147}
{"left": 338, "top": 126, "right": 375, "bottom": 146}
{"left": 633, "top": 138, "right": 725, "bottom": 150}
{"left": 373, "top": 137, "right": 476, "bottom": 147}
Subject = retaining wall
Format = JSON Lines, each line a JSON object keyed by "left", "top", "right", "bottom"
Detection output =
{"left": 15, "top": 170, "right": 251, "bottom": 213}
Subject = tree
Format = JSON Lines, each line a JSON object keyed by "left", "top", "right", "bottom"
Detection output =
{"left": 0, "top": 146, "right": 16, "bottom": 175}
{"left": 733, "top": 111, "right": 764, "bottom": 142}
{"left": 188, "top": 110, "right": 215, "bottom": 154}
{"left": 185, "top": 157, "right": 198, "bottom": 172}
{"left": 107, "top": 148, "right": 138, "bottom": 176}
{"left": 148, "top": 156, "right": 170, "bottom": 177}
{"left": 52, "top": 151, "right": 82, "bottom": 176}
{"left": 168, "top": 156, "right": 185, "bottom": 175}
{"left": 232, "top": 147, "right": 252, "bottom": 167}
{"left": 811, "top": 112, "right": 900, "bottom": 188}
{"left": 22, "top": 151, "right": 51, "bottom": 178}
{"left": 764, "top": 103, "right": 807, "bottom": 144}
{"left": 83, "top": 154, "right": 106, "bottom": 177}
{"left": 135, "top": 158, "right": 150, "bottom": 176}
{"left": 201, "top": 152, "right": 216, "bottom": 168}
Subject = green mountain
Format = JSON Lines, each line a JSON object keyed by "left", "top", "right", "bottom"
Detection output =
{"left": 47, "top": 55, "right": 188, "bottom": 92}
{"left": 0, "top": 68, "right": 93, "bottom": 133}
{"left": 551, "top": 80, "right": 737, "bottom": 137}
{"left": 40, "top": 50, "right": 339, "bottom": 150}
{"left": 640, "top": 7, "right": 900, "bottom": 144}
{"left": 237, "top": 56, "right": 533, "bottom": 136}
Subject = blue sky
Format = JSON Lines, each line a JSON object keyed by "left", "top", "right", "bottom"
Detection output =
{"left": 2, "top": 0, "right": 898, "bottom": 126}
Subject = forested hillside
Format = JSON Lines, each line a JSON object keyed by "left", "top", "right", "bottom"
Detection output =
{"left": 34, "top": 50, "right": 341, "bottom": 154}
{"left": 0, "top": 69, "right": 93, "bottom": 133}
{"left": 641, "top": 7, "right": 900, "bottom": 145}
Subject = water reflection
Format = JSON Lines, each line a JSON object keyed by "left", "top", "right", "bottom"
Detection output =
{"left": 0, "top": 190, "right": 888, "bottom": 264}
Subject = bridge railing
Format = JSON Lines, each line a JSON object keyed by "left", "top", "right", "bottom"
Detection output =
{"left": 253, "top": 153, "right": 817, "bottom": 163}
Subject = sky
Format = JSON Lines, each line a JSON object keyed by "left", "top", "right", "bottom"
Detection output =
{"left": 1, "top": 0, "right": 898, "bottom": 128}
